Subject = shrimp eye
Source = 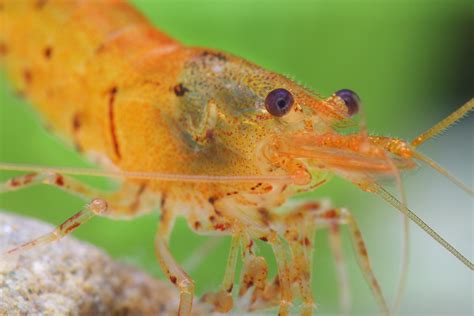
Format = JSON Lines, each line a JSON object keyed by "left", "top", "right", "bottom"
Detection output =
{"left": 335, "top": 89, "right": 360, "bottom": 116}
{"left": 265, "top": 88, "right": 294, "bottom": 117}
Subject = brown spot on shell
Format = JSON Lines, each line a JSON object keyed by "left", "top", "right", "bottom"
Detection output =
{"left": 43, "top": 46, "right": 52, "bottom": 59}
{"left": 95, "top": 43, "right": 105, "bottom": 54}
{"left": 302, "top": 237, "right": 311, "bottom": 247}
{"left": 72, "top": 113, "right": 82, "bottom": 131}
{"left": 170, "top": 276, "right": 177, "bottom": 284}
{"left": 250, "top": 183, "right": 263, "bottom": 191}
{"left": 34, "top": 0, "right": 47, "bottom": 9}
{"left": 108, "top": 86, "right": 121, "bottom": 159}
{"left": 71, "top": 113, "right": 83, "bottom": 152}
{"left": 208, "top": 196, "right": 217, "bottom": 205}
{"left": 173, "top": 83, "right": 189, "bottom": 97}
{"left": 214, "top": 223, "right": 228, "bottom": 231}
{"left": 23, "top": 69, "right": 32, "bottom": 84}
{"left": 0, "top": 42, "right": 8, "bottom": 56}
{"left": 194, "top": 221, "right": 201, "bottom": 230}
{"left": 55, "top": 175, "right": 64, "bottom": 186}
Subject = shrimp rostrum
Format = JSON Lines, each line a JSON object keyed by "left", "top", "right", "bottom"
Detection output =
{"left": 0, "top": 1, "right": 472, "bottom": 315}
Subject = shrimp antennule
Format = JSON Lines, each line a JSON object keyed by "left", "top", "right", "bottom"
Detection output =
{"left": 411, "top": 98, "right": 473, "bottom": 148}
{"left": 409, "top": 99, "right": 473, "bottom": 195}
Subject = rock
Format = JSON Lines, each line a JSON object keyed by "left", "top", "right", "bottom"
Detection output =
{"left": 0, "top": 212, "right": 209, "bottom": 315}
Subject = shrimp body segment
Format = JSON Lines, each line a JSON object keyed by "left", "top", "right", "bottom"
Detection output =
{"left": 1, "top": 1, "right": 472, "bottom": 315}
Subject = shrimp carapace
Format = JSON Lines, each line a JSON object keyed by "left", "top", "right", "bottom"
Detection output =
{"left": 1, "top": 1, "right": 472, "bottom": 315}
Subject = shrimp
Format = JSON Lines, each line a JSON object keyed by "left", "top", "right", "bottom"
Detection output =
{"left": 0, "top": 1, "right": 472, "bottom": 315}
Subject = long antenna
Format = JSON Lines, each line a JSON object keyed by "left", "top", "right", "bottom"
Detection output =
{"left": 408, "top": 98, "right": 473, "bottom": 196}
{"left": 371, "top": 183, "right": 473, "bottom": 270}
{"left": 411, "top": 150, "right": 473, "bottom": 196}
{"left": 0, "top": 162, "right": 296, "bottom": 184}
{"left": 411, "top": 98, "right": 473, "bottom": 148}
{"left": 382, "top": 155, "right": 409, "bottom": 315}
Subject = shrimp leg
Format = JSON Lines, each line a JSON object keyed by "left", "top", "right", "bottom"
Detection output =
{"left": 155, "top": 201, "right": 194, "bottom": 316}
{"left": 245, "top": 201, "right": 318, "bottom": 315}
{"left": 281, "top": 202, "right": 319, "bottom": 316}
{"left": 261, "top": 200, "right": 386, "bottom": 316}
{"left": 268, "top": 231, "right": 293, "bottom": 316}
{"left": 1, "top": 172, "right": 156, "bottom": 255}
{"left": 202, "top": 232, "right": 241, "bottom": 312}
{"left": 238, "top": 233, "right": 269, "bottom": 310}
{"left": 286, "top": 225, "right": 316, "bottom": 316}
{"left": 1, "top": 172, "right": 98, "bottom": 197}
{"left": 327, "top": 222, "right": 351, "bottom": 316}
{"left": 2, "top": 198, "right": 107, "bottom": 256}
{"left": 0, "top": 171, "right": 158, "bottom": 215}
{"left": 315, "top": 208, "right": 389, "bottom": 316}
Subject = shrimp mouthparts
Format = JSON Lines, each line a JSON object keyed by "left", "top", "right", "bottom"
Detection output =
{"left": 273, "top": 132, "right": 416, "bottom": 180}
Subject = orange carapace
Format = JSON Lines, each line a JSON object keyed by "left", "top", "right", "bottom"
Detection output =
{"left": 0, "top": 1, "right": 472, "bottom": 315}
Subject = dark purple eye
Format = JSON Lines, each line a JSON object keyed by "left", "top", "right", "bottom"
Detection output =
{"left": 335, "top": 89, "right": 360, "bottom": 116}
{"left": 265, "top": 88, "right": 294, "bottom": 117}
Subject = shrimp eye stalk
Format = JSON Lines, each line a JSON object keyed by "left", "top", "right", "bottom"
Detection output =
{"left": 335, "top": 89, "right": 360, "bottom": 116}
{"left": 265, "top": 88, "right": 294, "bottom": 117}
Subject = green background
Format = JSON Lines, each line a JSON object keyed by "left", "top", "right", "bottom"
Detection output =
{"left": 1, "top": 1, "right": 472, "bottom": 315}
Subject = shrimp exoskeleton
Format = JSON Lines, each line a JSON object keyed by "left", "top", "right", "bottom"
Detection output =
{"left": 0, "top": 1, "right": 472, "bottom": 315}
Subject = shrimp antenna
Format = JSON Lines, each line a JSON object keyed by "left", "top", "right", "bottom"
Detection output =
{"left": 411, "top": 150, "right": 473, "bottom": 196}
{"left": 359, "top": 96, "right": 409, "bottom": 315}
{"left": 411, "top": 98, "right": 473, "bottom": 148}
{"left": 0, "top": 162, "right": 296, "bottom": 184}
{"left": 370, "top": 182, "right": 473, "bottom": 270}
{"left": 410, "top": 98, "right": 473, "bottom": 195}
{"left": 382, "top": 154, "right": 409, "bottom": 315}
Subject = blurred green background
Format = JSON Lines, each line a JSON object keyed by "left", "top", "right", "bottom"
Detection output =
{"left": 0, "top": 0, "right": 472, "bottom": 315}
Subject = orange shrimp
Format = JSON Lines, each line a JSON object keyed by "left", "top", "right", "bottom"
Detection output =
{"left": 0, "top": 1, "right": 472, "bottom": 315}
